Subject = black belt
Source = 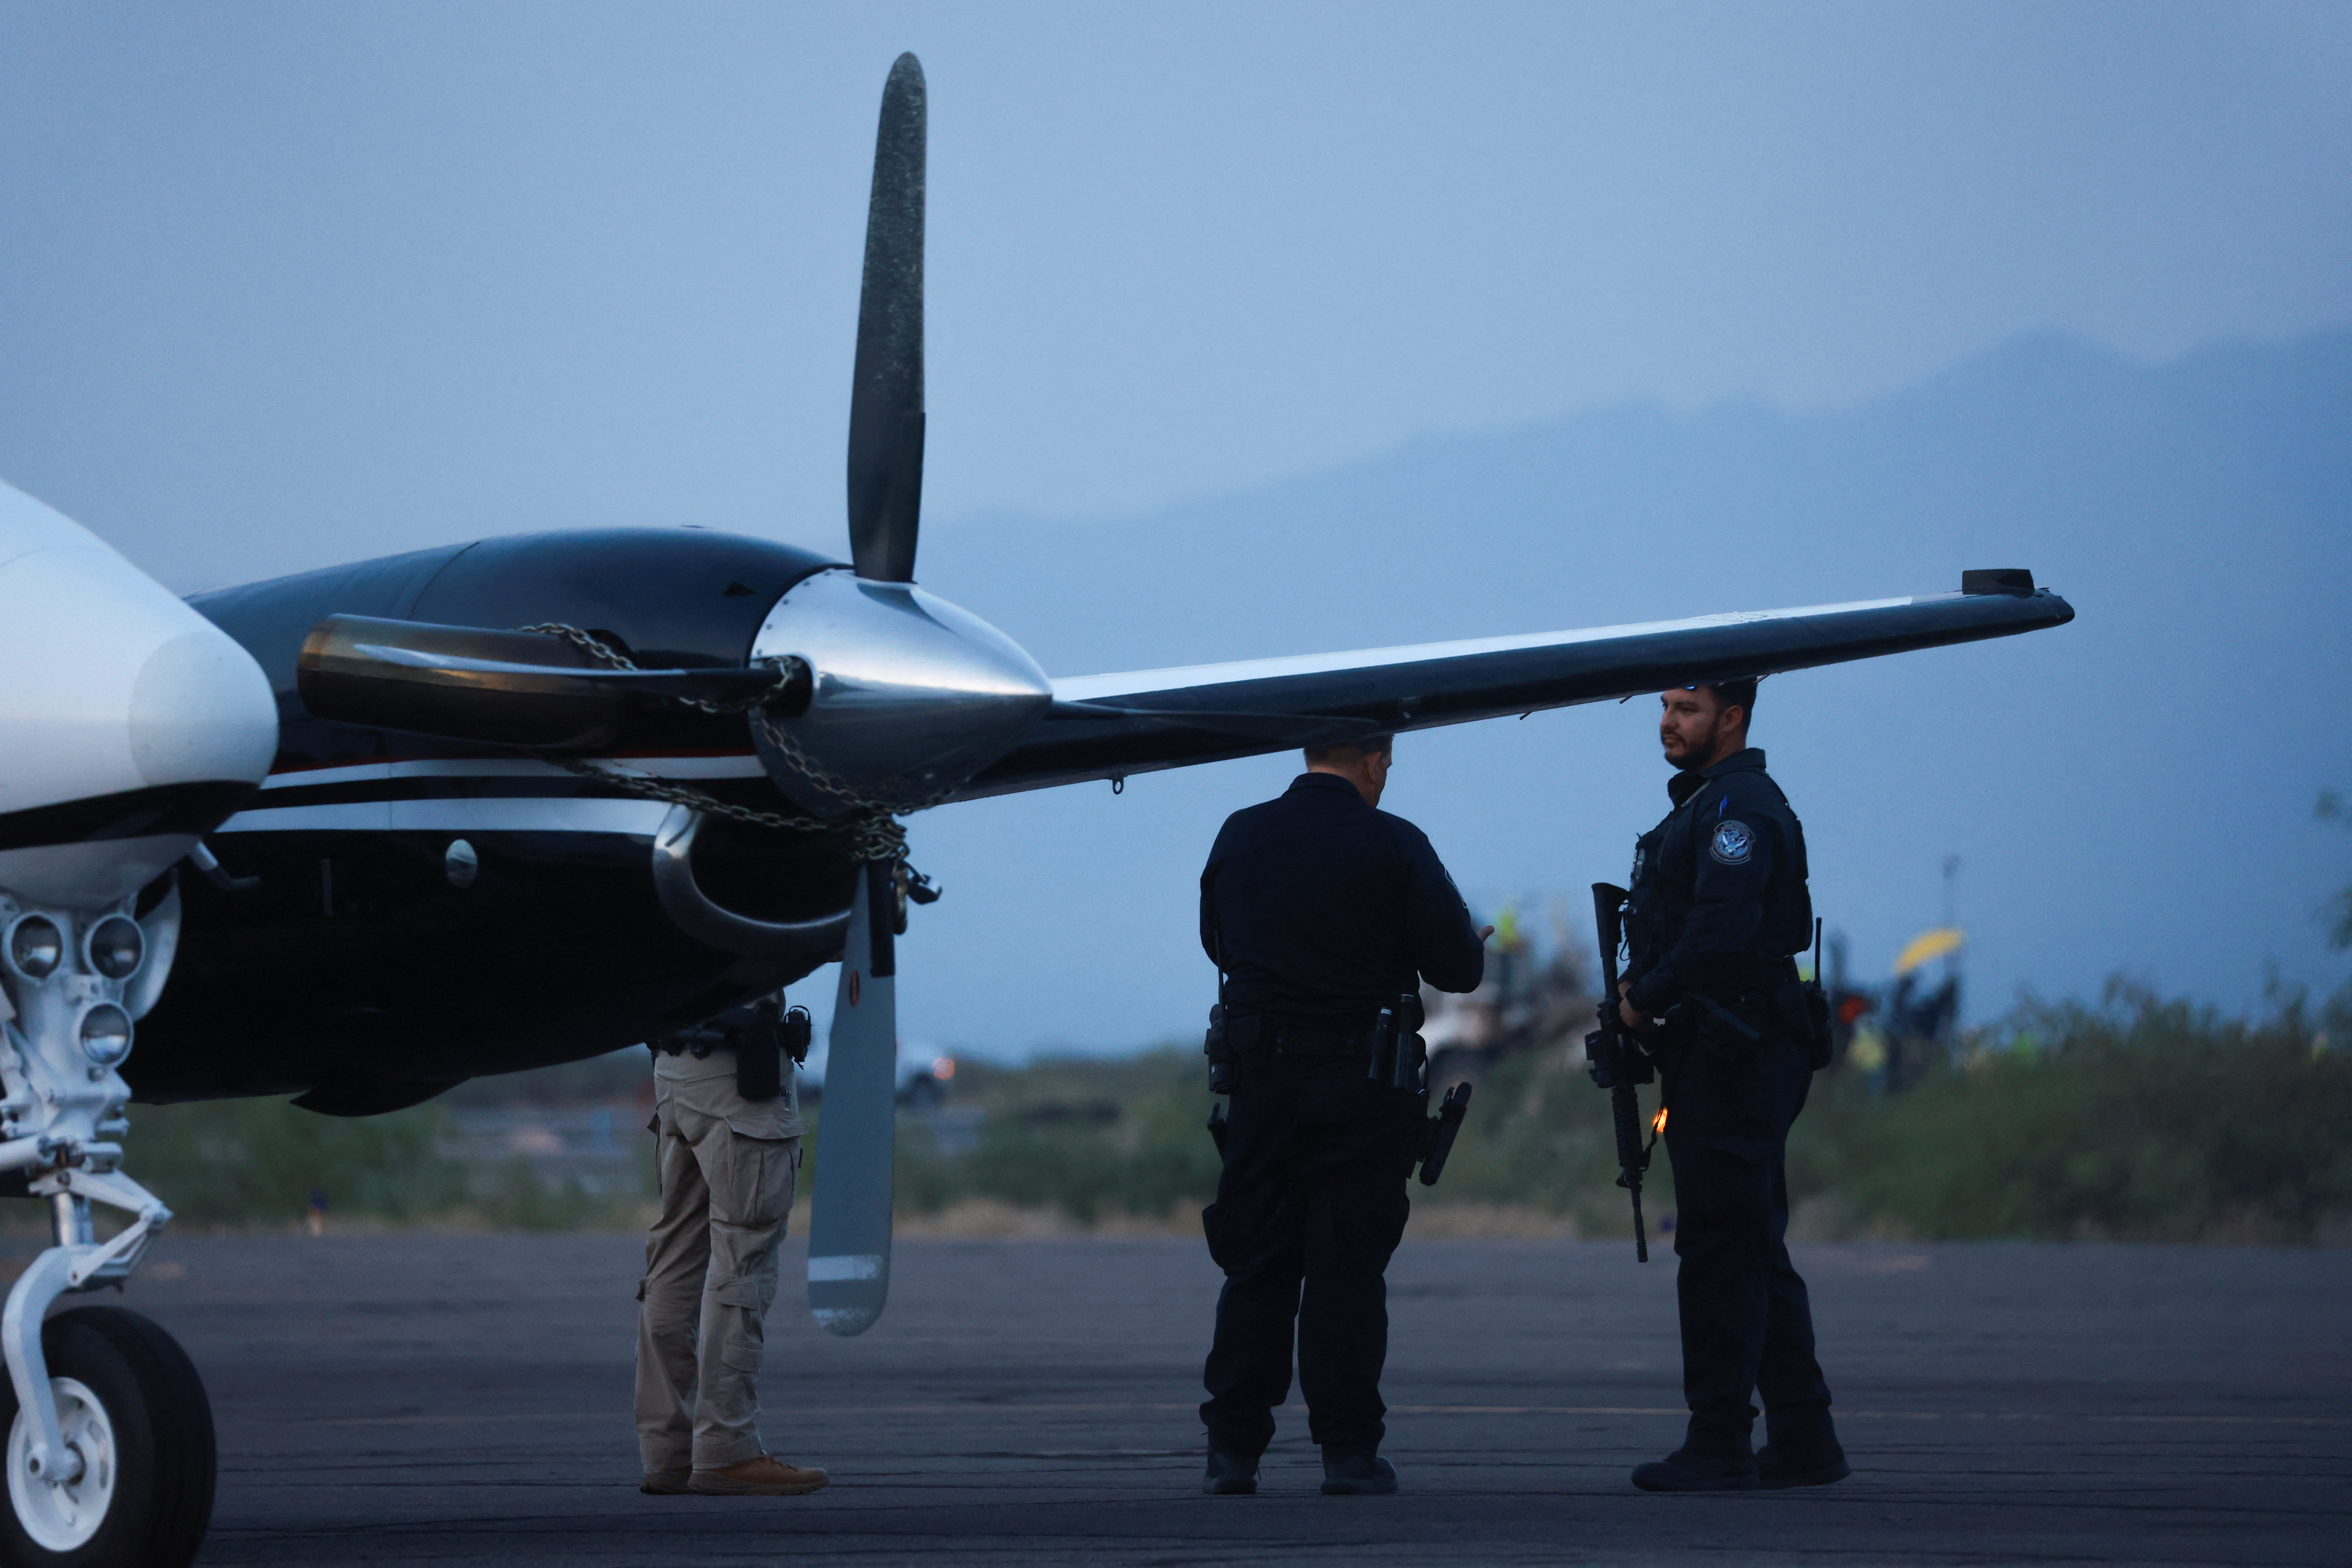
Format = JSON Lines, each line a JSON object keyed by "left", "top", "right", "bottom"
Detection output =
{"left": 648, "top": 1034, "right": 730, "bottom": 1059}
{"left": 1261, "top": 1022, "right": 1379, "bottom": 1058}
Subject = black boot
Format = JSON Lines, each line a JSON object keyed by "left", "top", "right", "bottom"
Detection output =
{"left": 1758, "top": 1407, "right": 1848, "bottom": 1488}
{"left": 1320, "top": 1448, "right": 1398, "bottom": 1496}
{"left": 1203, "top": 1447, "right": 1259, "bottom": 1495}
{"left": 1631, "top": 1445, "right": 1761, "bottom": 1491}
{"left": 1755, "top": 1442, "right": 1849, "bottom": 1488}
{"left": 1632, "top": 1420, "right": 1760, "bottom": 1493}
{"left": 1769, "top": 1420, "right": 1853, "bottom": 1495}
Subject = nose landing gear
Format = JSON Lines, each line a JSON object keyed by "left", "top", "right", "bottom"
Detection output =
{"left": 0, "top": 885, "right": 215, "bottom": 1567}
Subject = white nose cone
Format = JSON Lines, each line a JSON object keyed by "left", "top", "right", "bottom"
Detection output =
{"left": 0, "top": 480, "right": 278, "bottom": 904}
{"left": 128, "top": 627, "right": 281, "bottom": 788}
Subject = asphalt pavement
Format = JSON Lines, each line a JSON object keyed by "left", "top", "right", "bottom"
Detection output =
{"left": 90, "top": 1228, "right": 2352, "bottom": 1566}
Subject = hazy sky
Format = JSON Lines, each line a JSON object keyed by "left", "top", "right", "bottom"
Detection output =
{"left": 5, "top": 2, "right": 2348, "bottom": 566}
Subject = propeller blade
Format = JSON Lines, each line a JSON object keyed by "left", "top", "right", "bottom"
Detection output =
{"left": 807, "top": 860, "right": 897, "bottom": 1335}
{"left": 845, "top": 53, "right": 926, "bottom": 585}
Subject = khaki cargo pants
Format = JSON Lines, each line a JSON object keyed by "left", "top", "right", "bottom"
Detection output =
{"left": 634, "top": 1051, "right": 803, "bottom": 1472}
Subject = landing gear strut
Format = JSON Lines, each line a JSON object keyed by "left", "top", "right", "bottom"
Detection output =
{"left": 0, "top": 884, "right": 215, "bottom": 1567}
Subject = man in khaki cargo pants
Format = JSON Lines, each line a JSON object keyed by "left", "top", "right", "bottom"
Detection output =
{"left": 635, "top": 1003, "right": 830, "bottom": 1497}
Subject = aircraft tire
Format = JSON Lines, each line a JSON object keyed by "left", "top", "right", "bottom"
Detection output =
{"left": 0, "top": 1305, "right": 216, "bottom": 1568}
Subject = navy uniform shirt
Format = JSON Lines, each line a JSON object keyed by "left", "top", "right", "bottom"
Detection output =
{"left": 1200, "top": 771, "right": 1486, "bottom": 1027}
{"left": 1623, "top": 748, "right": 1812, "bottom": 1017}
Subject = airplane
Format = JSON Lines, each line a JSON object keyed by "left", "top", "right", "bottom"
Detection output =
{"left": 0, "top": 52, "right": 2072, "bottom": 1568}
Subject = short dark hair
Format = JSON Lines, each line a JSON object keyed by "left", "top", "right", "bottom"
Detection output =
{"left": 1703, "top": 677, "right": 1758, "bottom": 726}
{"left": 1304, "top": 732, "right": 1395, "bottom": 768}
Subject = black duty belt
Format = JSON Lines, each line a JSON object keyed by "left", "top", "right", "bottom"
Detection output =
{"left": 1261, "top": 1021, "right": 1380, "bottom": 1058}
{"left": 649, "top": 1033, "right": 730, "bottom": 1059}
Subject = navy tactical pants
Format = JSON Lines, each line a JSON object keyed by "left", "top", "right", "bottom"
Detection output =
{"left": 1660, "top": 1031, "right": 1835, "bottom": 1454}
{"left": 1199, "top": 1051, "right": 1425, "bottom": 1459}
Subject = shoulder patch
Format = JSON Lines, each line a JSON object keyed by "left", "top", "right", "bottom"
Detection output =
{"left": 1708, "top": 819, "right": 1755, "bottom": 866}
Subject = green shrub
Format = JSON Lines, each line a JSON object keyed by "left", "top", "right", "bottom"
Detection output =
{"left": 115, "top": 1096, "right": 471, "bottom": 1227}
{"left": 1788, "top": 982, "right": 2352, "bottom": 1241}
{"left": 866, "top": 1048, "right": 1225, "bottom": 1224}
{"left": 90, "top": 1094, "right": 652, "bottom": 1231}
{"left": 84, "top": 978, "right": 2352, "bottom": 1244}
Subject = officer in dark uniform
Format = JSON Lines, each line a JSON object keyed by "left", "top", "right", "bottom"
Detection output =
{"left": 1617, "top": 679, "right": 1849, "bottom": 1492}
{"left": 1196, "top": 734, "right": 1489, "bottom": 1497}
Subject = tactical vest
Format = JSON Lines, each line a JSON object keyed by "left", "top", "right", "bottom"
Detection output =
{"left": 1625, "top": 763, "right": 1814, "bottom": 1002}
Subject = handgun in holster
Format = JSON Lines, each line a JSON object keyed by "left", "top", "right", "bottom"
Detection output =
{"left": 1365, "top": 991, "right": 1475, "bottom": 1187}
{"left": 1204, "top": 992, "right": 1259, "bottom": 1158}
{"left": 1417, "top": 1081, "right": 1474, "bottom": 1187}
{"left": 728, "top": 996, "right": 813, "bottom": 1101}
{"left": 1204, "top": 1002, "right": 1260, "bottom": 1097}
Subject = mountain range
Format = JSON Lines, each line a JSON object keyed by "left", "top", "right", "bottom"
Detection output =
{"left": 882, "top": 327, "right": 2352, "bottom": 1055}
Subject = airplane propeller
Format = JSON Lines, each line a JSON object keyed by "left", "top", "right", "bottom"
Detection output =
{"left": 802, "top": 52, "right": 927, "bottom": 1335}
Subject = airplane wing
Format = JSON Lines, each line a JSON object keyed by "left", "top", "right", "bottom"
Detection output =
{"left": 958, "top": 573, "right": 2071, "bottom": 798}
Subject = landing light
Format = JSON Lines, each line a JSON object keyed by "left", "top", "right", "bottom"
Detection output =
{"left": 85, "top": 915, "right": 144, "bottom": 980}
{"left": 79, "top": 1003, "right": 133, "bottom": 1068}
{"left": 6, "top": 916, "right": 62, "bottom": 980}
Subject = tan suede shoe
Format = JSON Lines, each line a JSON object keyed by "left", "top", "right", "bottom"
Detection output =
{"left": 639, "top": 1468, "right": 692, "bottom": 1495}
{"left": 688, "top": 1455, "right": 830, "bottom": 1496}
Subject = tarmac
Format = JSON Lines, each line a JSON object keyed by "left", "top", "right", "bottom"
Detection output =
{"left": 91, "top": 1228, "right": 2352, "bottom": 1566}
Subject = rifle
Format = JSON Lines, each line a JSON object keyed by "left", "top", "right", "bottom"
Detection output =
{"left": 1585, "top": 882, "right": 1656, "bottom": 1261}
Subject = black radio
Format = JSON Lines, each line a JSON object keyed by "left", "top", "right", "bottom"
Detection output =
{"left": 1368, "top": 992, "right": 1427, "bottom": 1091}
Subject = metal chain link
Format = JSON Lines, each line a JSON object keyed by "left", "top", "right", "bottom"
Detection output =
{"left": 514, "top": 623, "right": 786, "bottom": 714}
{"left": 515, "top": 622, "right": 929, "bottom": 866}
{"left": 517, "top": 622, "right": 638, "bottom": 670}
{"left": 746, "top": 706, "right": 962, "bottom": 820}
{"left": 547, "top": 754, "right": 910, "bottom": 863}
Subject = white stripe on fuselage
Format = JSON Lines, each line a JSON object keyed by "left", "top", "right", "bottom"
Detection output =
{"left": 1048, "top": 596, "right": 1918, "bottom": 703}
{"left": 216, "top": 797, "right": 677, "bottom": 836}
{"left": 226, "top": 755, "right": 763, "bottom": 834}
{"left": 257, "top": 754, "right": 764, "bottom": 791}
